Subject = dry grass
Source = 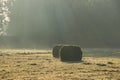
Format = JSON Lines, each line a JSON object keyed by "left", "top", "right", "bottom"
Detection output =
{"left": 0, "top": 49, "right": 120, "bottom": 80}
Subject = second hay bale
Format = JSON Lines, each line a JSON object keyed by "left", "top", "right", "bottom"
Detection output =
{"left": 52, "top": 45, "right": 62, "bottom": 58}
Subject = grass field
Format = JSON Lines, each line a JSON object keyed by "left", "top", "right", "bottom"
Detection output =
{"left": 0, "top": 49, "right": 120, "bottom": 80}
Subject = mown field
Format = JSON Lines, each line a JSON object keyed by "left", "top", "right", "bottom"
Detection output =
{"left": 0, "top": 49, "right": 120, "bottom": 80}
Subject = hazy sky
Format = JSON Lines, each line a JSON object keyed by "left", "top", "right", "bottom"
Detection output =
{"left": 3, "top": 0, "right": 120, "bottom": 48}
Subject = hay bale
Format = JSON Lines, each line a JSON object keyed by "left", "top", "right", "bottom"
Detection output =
{"left": 59, "top": 45, "right": 82, "bottom": 62}
{"left": 52, "top": 45, "right": 62, "bottom": 58}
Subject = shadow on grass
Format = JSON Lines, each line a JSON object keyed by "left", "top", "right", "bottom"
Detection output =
{"left": 60, "top": 60, "right": 84, "bottom": 63}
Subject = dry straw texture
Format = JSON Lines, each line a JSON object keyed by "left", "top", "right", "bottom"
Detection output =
{"left": 0, "top": 49, "right": 120, "bottom": 80}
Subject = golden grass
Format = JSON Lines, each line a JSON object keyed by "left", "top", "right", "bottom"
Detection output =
{"left": 0, "top": 49, "right": 120, "bottom": 80}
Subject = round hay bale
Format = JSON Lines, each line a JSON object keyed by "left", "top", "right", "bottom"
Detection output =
{"left": 59, "top": 45, "right": 82, "bottom": 62}
{"left": 52, "top": 45, "right": 62, "bottom": 58}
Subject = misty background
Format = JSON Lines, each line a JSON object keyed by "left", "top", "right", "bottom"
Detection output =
{"left": 0, "top": 0, "right": 120, "bottom": 49}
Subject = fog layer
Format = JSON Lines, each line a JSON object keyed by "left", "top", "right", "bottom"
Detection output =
{"left": 1, "top": 0, "right": 120, "bottom": 49}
